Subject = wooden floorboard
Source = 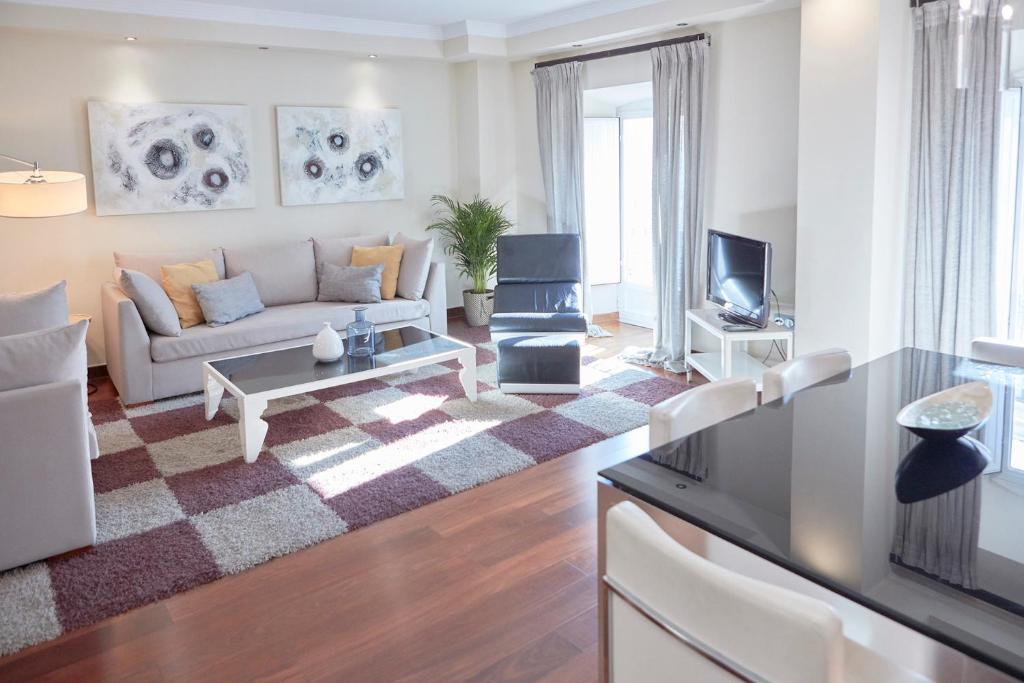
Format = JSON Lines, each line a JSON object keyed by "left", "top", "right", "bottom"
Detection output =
{"left": 0, "top": 318, "right": 696, "bottom": 682}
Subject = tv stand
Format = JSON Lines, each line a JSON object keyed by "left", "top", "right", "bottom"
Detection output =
{"left": 685, "top": 309, "right": 794, "bottom": 391}
{"left": 716, "top": 311, "right": 758, "bottom": 328}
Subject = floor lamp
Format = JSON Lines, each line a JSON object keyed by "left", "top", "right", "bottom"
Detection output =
{"left": 0, "top": 153, "right": 87, "bottom": 218}
{"left": 0, "top": 152, "right": 91, "bottom": 389}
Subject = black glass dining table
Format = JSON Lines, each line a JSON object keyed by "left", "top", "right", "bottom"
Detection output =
{"left": 600, "top": 347, "right": 1024, "bottom": 681}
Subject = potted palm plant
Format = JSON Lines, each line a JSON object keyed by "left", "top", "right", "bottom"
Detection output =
{"left": 427, "top": 194, "right": 513, "bottom": 326}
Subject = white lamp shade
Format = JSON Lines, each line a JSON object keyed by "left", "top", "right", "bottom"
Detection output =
{"left": 0, "top": 170, "right": 87, "bottom": 218}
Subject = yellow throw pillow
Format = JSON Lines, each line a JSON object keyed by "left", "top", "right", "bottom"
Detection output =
{"left": 351, "top": 245, "right": 405, "bottom": 300}
{"left": 161, "top": 259, "right": 219, "bottom": 328}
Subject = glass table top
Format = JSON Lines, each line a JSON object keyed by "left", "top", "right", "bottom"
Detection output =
{"left": 206, "top": 325, "right": 470, "bottom": 395}
{"left": 600, "top": 348, "right": 1024, "bottom": 679}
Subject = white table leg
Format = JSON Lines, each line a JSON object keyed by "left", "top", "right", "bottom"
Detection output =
{"left": 239, "top": 396, "right": 269, "bottom": 463}
{"left": 457, "top": 348, "right": 478, "bottom": 402}
{"left": 204, "top": 370, "right": 225, "bottom": 421}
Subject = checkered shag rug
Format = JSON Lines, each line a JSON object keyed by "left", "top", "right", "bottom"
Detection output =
{"left": 0, "top": 325, "right": 693, "bottom": 657}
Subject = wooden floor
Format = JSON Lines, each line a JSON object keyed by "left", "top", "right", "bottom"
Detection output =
{"left": 0, "top": 318, "right": 694, "bottom": 683}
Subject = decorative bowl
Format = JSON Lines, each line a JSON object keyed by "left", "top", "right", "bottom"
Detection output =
{"left": 896, "top": 381, "right": 993, "bottom": 441}
{"left": 895, "top": 436, "right": 990, "bottom": 503}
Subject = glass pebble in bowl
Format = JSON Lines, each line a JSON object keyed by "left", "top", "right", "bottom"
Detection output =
{"left": 896, "top": 381, "right": 993, "bottom": 441}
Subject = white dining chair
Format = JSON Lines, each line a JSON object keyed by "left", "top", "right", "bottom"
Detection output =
{"left": 971, "top": 337, "right": 1024, "bottom": 367}
{"left": 761, "top": 348, "right": 852, "bottom": 404}
{"left": 649, "top": 377, "right": 757, "bottom": 449}
{"left": 604, "top": 501, "right": 928, "bottom": 683}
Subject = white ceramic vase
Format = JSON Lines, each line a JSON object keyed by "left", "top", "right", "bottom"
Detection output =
{"left": 312, "top": 322, "right": 344, "bottom": 362}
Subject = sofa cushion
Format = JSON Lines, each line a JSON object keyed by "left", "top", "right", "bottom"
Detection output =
{"left": 150, "top": 299, "right": 430, "bottom": 362}
{"left": 318, "top": 263, "right": 383, "bottom": 304}
{"left": 120, "top": 269, "right": 182, "bottom": 337}
{"left": 392, "top": 233, "right": 434, "bottom": 301}
{"left": 351, "top": 245, "right": 404, "bottom": 300}
{"left": 496, "top": 335, "right": 581, "bottom": 386}
{"left": 161, "top": 260, "right": 219, "bottom": 329}
{"left": 0, "top": 281, "right": 68, "bottom": 337}
{"left": 493, "top": 282, "right": 582, "bottom": 314}
{"left": 489, "top": 312, "right": 588, "bottom": 335}
{"left": 114, "top": 248, "right": 225, "bottom": 282}
{"left": 192, "top": 272, "right": 266, "bottom": 326}
{"left": 224, "top": 239, "right": 317, "bottom": 307}
{"left": 0, "top": 320, "right": 87, "bottom": 396}
{"left": 313, "top": 235, "right": 388, "bottom": 277}
{"left": 496, "top": 234, "right": 582, "bottom": 284}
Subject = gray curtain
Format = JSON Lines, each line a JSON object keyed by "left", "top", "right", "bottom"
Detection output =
{"left": 532, "top": 62, "right": 607, "bottom": 336}
{"left": 892, "top": 478, "right": 981, "bottom": 588}
{"left": 644, "top": 39, "right": 710, "bottom": 373}
{"left": 904, "top": 0, "right": 1003, "bottom": 356}
{"left": 892, "top": 350, "right": 980, "bottom": 587}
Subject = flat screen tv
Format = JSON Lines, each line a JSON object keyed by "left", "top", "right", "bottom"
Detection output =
{"left": 706, "top": 230, "right": 772, "bottom": 328}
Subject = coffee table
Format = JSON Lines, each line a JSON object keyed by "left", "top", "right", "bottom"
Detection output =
{"left": 203, "top": 325, "right": 477, "bottom": 463}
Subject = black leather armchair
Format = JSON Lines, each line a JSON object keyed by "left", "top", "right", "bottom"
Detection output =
{"left": 489, "top": 234, "right": 587, "bottom": 394}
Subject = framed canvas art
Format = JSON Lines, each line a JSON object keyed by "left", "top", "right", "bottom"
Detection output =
{"left": 87, "top": 101, "right": 255, "bottom": 216}
{"left": 276, "top": 106, "right": 404, "bottom": 206}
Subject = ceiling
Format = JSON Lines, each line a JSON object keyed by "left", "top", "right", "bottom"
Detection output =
{"left": 2, "top": 0, "right": 797, "bottom": 59}
{"left": 5, "top": 0, "right": 682, "bottom": 38}
{"left": 171, "top": 0, "right": 666, "bottom": 28}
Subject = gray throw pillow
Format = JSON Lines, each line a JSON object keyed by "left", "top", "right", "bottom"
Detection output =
{"left": 318, "top": 263, "right": 383, "bottom": 303}
{"left": 0, "top": 281, "right": 68, "bottom": 337}
{"left": 392, "top": 233, "right": 434, "bottom": 300}
{"left": 120, "top": 269, "right": 182, "bottom": 337}
{"left": 192, "top": 272, "right": 266, "bottom": 327}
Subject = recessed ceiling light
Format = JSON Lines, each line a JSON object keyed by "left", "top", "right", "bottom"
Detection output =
{"left": 258, "top": 46, "right": 270, "bottom": 50}
{"left": 676, "top": 22, "right": 689, "bottom": 27}
{"left": 124, "top": 36, "right": 138, "bottom": 41}
{"left": 368, "top": 53, "right": 379, "bottom": 59}
{"left": 572, "top": 43, "right": 583, "bottom": 48}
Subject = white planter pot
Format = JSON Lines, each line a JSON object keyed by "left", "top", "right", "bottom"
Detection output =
{"left": 463, "top": 290, "right": 494, "bottom": 327}
{"left": 312, "top": 322, "right": 344, "bottom": 361}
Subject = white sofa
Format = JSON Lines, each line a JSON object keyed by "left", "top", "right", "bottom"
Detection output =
{"left": 102, "top": 236, "right": 447, "bottom": 405}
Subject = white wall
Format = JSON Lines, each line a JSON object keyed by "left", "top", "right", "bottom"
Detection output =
{"left": 705, "top": 8, "right": 800, "bottom": 308}
{"left": 0, "top": 30, "right": 459, "bottom": 364}
{"left": 795, "top": 0, "right": 911, "bottom": 364}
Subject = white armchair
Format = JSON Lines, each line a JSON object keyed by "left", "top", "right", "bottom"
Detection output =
{"left": 0, "top": 283, "right": 97, "bottom": 571}
{"left": 0, "top": 378, "right": 96, "bottom": 572}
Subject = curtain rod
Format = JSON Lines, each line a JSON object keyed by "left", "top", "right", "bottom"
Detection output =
{"left": 533, "top": 32, "right": 708, "bottom": 69}
{"left": 909, "top": 0, "right": 942, "bottom": 7}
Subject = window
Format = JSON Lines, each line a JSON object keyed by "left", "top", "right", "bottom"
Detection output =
{"left": 620, "top": 115, "right": 654, "bottom": 290}
{"left": 993, "top": 85, "right": 1024, "bottom": 481}
{"left": 583, "top": 118, "right": 621, "bottom": 285}
{"left": 583, "top": 107, "right": 656, "bottom": 327}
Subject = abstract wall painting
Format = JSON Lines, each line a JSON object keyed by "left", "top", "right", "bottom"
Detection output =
{"left": 276, "top": 106, "right": 404, "bottom": 206}
{"left": 87, "top": 102, "right": 255, "bottom": 216}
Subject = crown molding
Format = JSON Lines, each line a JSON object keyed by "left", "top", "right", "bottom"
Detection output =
{"left": 2, "top": 0, "right": 445, "bottom": 39}
{"left": 442, "top": 20, "right": 507, "bottom": 40}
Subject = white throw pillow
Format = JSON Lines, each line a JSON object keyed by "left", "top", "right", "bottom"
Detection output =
{"left": 391, "top": 233, "right": 434, "bottom": 301}
{"left": 0, "top": 320, "right": 88, "bottom": 398}
{"left": 0, "top": 281, "right": 69, "bottom": 337}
